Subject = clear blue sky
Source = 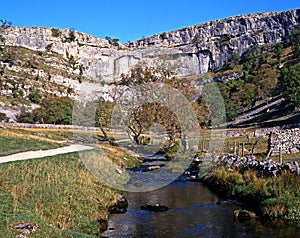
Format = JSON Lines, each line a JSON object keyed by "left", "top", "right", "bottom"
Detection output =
{"left": 2, "top": 1, "right": 299, "bottom": 42}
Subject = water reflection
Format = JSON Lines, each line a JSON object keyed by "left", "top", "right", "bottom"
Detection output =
{"left": 102, "top": 177, "right": 299, "bottom": 238}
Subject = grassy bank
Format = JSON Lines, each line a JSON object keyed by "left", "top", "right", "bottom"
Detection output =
{"left": 0, "top": 129, "right": 141, "bottom": 237}
{"left": 0, "top": 127, "right": 67, "bottom": 156}
{"left": 203, "top": 166, "right": 300, "bottom": 220}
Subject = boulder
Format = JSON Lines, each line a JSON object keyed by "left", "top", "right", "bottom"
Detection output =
{"left": 14, "top": 223, "right": 38, "bottom": 235}
{"left": 233, "top": 210, "right": 256, "bottom": 222}
{"left": 140, "top": 204, "right": 169, "bottom": 212}
{"left": 108, "top": 195, "right": 128, "bottom": 214}
{"left": 143, "top": 165, "right": 161, "bottom": 172}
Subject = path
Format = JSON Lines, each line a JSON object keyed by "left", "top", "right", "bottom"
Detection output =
{"left": 0, "top": 144, "right": 94, "bottom": 164}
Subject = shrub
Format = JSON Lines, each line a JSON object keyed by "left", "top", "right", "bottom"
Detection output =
{"left": 29, "top": 89, "right": 42, "bottom": 104}
{"left": 161, "top": 32, "right": 168, "bottom": 40}
{"left": 111, "top": 38, "right": 119, "bottom": 46}
{"left": 45, "top": 43, "right": 53, "bottom": 51}
{"left": 0, "top": 112, "right": 8, "bottom": 122}
{"left": 18, "top": 97, "right": 74, "bottom": 125}
{"left": 282, "top": 64, "right": 300, "bottom": 108}
{"left": 51, "top": 28, "right": 61, "bottom": 37}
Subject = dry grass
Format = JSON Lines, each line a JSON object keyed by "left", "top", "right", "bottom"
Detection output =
{"left": 204, "top": 166, "right": 300, "bottom": 220}
{"left": 0, "top": 149, "right": 140, "bottom": 237}
{"left": 0, "top": 127, "right": 141, "bottom": 236}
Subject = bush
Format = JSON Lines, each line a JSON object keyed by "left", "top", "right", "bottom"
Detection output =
{"left": 18, "top": 97, "right": 74, "bottom": 125}
{"left": 0, "top": 112, "right": 8, "bottom": 122}
{"left": 161, "top": 32, "right": 168, "bottom": 40}
{"left": 51, "top": 28, "right": 61, "bottom": 37}
{"left": 29, "top": 89, "right": 42, "bottom": 104}
{"left": 282, "top": 64, "right": 300, "bottom": 108}
{"left": 64, "top": 30, "right": 76, "bottom": 43}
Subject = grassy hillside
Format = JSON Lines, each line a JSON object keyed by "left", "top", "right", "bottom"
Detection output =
{"left": 0, "top": 127, "right": 141, "bottom": 237}
{"left": 0, "top": 127, "right": 67, "bottom": 156}
{"left": 213, "top": 27, "right": 300, "bottom": 127}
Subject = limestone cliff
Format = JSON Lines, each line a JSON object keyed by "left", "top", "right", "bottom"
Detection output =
{"left": 0, "top": 9, "right": 300, "bottom": 122}
{"left": 3, "top": 9, "right": 299, "bottom": 82}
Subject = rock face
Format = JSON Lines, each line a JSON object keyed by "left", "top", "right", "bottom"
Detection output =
{"left": 3, "top": 9, "right": 299, "bottom": 82}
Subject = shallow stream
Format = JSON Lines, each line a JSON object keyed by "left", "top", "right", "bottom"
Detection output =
{"left": 102, "top": 155, "right": 299, "bottom": 238}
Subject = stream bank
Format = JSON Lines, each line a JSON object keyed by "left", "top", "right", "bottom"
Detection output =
{"left": 188, "top": 154, "right": 300, "bottom": 221}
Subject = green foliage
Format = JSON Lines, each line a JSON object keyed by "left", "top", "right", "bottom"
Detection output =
{"left": 282, "top": 64, "right": 300, "bottom": 108}
{"left": 274, "top": 43, "right": 284, "bottom": 63}
{"left": 254, "top": 64, "right": 278, "bottom": 99}
{"left": 28, "top": 89, "right": 42, "bottom": 103}
{"left": 204, "top": 167, "right": 300, "bottom": 220}
{"left": 202, "top": 83, "right": 226, "bottom": 126}
{"left": 0, "top": 152, "right": 114, "bottom": 236}
{"left": 111, "top": 38, "right": 119, "bottom": 46}
{"left": 242, "top": 43, "right": 261, "bottom": 72}
{"left": 128, "top": 102, "right": 181, "bottom": 143}
{"left": 51, "top": 28, "right": 61, "bottom": 37}
{"left": 105, "top": 36, "right": 119, "bottom": 46}
{"left": 240, "top": 83, "right": 257, "bottom": 108}
{"left": 66, "top": 50, "right": 79, "bottom": 70}
{"left": 18, "top": 97, "right": 74, "bottom": 125}
{"left": 230, "top": 52, "right": 240, "bottom": 67}
{"left": 218, "top": 79, "right": 244, "bottom": 120}
{"left": 72, "top": 98, "right": 115, "bottom": 128}
{"left": 0, "top": 20, "right": 10, "bottom": 55}
{"left": 216, "top": 39, "right": 297, "bottom": 121}
{"left": 290, "top": 28, "right": 300, "bottom": 58}
{"left": 64, "top": 30, "right": 76, "bottom": 43}
{"left": 0, "top": 134, "right": 62, "bottom": 156}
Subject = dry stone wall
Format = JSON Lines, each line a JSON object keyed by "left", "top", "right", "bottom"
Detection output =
{"left": 270, "top": 128, "right": 300, "bottom": 155}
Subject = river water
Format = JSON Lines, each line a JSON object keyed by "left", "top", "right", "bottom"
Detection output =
{"left": 102, "top": 156, "right": 299, "bottom": 238}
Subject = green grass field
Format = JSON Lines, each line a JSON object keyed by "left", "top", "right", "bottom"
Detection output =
{"left": 0, "top": 127, "right": 141, "bottom": 237}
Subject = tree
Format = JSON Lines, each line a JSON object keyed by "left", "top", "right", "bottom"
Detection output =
{"left": 111, "top": 38, "right": 119, "bottom": 46}
{"left": 290, "top": 29, "right": 300, "bottom": 58}
{"left": 18, "top": 97, "right": 74, "bottom": 124}
{"left": 240, "top": 84, "right": 257, "bottom": 109}
{"left": 127, "top": 102, "right": 181, "bottom": 144}
{"left": 230, "top": 52, "right": 240, "bottom": 68}
{"left": 274, "top": 43, "right": 284, "bottom": 63}
{"left": 254, "top": 64, "right": 278, "bottom": 100}
{"left": 28, "top": 89, "right": 42, "bottom": 104}
{"left": 95, "top": 98, "right": 116, "bottom": 143}
{"left": 242, "top": 43, "right": 261, "bottom": 72}
{"left": 283, "top": 64, "right": 300, "bottom": 108}
{"left": 0, "top": 20, "right": 10, "bottom": 55}
{"left": 105, "top": 36, "right": 119, "bottom": 46}
{"left": 116, "top": 62, "right": 203, "bottom": 144}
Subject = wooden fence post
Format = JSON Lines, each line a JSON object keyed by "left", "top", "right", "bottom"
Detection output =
{"left": 279, "top": 145, "right": 282, "bottom": 164}
{"left": 234, "top": 142, "right": 237, "bottom": 155}
{"left": 242, "top": 142, "right": 245, "bottom": 157}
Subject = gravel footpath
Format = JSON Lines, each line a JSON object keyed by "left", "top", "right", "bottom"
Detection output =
{"left": 0, "top": 144, "right": 94, "bottom": 164}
